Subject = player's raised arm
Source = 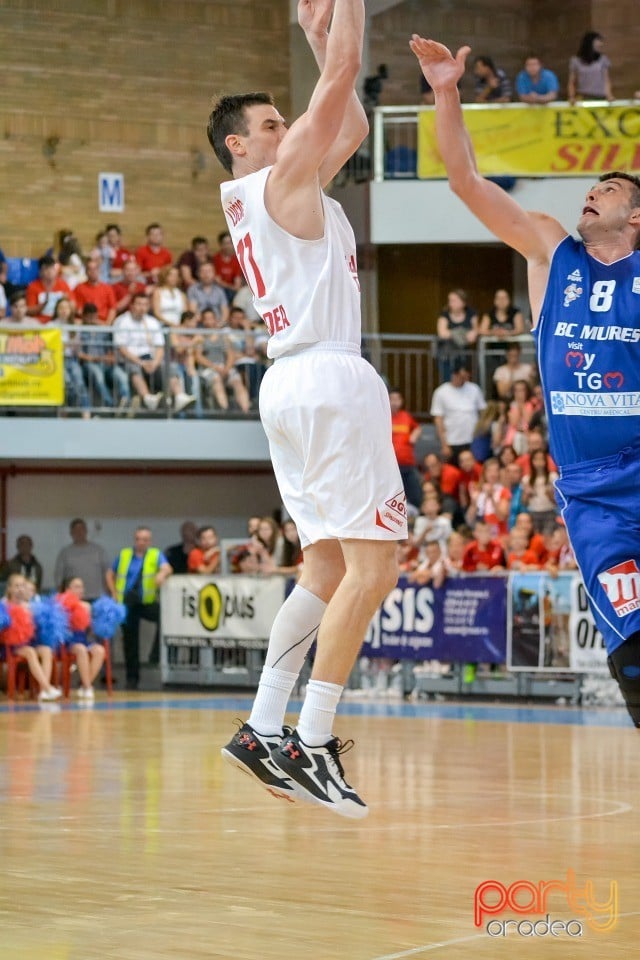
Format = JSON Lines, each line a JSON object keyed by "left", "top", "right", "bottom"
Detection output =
{"left": 409, "top": 36, "right": 566, "bottom": 263}
{"left": 272, "top": 0, "right": 365, "bottom": 191}
{"left": 298, "top": 0, "right": 369, "bottom": 187}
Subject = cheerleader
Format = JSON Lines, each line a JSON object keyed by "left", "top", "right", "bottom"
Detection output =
{"left": 2, "top": 574, "right": 62, "bottom": 701}
{"left": 58, "top": 577, "right": 105, "bottom": 699}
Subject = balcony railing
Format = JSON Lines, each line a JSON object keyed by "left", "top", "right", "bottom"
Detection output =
{"left": 0, "top": 324, "right": 536, "bottom": 421}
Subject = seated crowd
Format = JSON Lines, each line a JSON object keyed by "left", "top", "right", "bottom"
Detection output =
{"left": 0, "top": 225, "right": 268, "bottom": 415}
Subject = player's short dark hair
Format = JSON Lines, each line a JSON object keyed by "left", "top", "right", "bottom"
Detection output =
{"left": 145, "top": 222, "right": 161, "bottom": 234}
{"left": 38, "top": 255, "right": 56, "bottom": 270}
{"left": 207, "top": 92, "right": 275, "bottom": 175}
{"left": 599, "top": 171, "right": 640, "bottom": 209}
{"left": 191, "top": 236, "right": 208, "bottom": 248}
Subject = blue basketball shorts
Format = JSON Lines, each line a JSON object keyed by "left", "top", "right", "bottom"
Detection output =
{"left": 555, "top": 442, "right": 640, "bottom": 656}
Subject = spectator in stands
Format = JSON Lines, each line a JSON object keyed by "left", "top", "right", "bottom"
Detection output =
{"left": 504, "top": 461, "right": 527, "bottom": 530}
{"left": 170, "top": 310, "right": 203, "bottom": 414}
{"left": 105, "top": 224, "right": 133, "bottom": 281}
{"left": 54, "top": 518, "right": 109, "bottom": 601}
{"left": 164, "top": 522, "right": 199, "bottom": 575}
{"left": 430, "top": 360, "right": 486, "bottom": 464}
{"left": 479, "top": 289, "right": 524, "bottom": 340}
{"left": 528, "top": 381, "right": 547, "bottom": 434}
{"left": 57, "top": 230, "right": 86, "bottom": 290}
{"left": 521, "top": 448, "right": 558, "bottom": 532}
{"left": 465, "top": 456, "right": 511, "bottom": 539}
{"left": 473, "top": 55, "right": 513, "bottom": 103}
{"left": 135, "top": 223, "right": 173, "bottom": 283}
{"left": 230, "top": 545, "right": 261, "bottom": 575}
{"left": 89, "top": 231, "right": 116, "bottom": 284}
{"left": 413, "top": 492, "right": 452, "bottom": 555}
{"left": 254, "top": 517, "right": 283, "bottom": 559}
{"left": 513, "top": 511, "right": 548, "bottom": 565}
{"left": 506, "top": 527, "right": 544, "bottom": 571}
{"left": 457, "top": 448, "right": 483, "bottom": 515}
{"left": 503, "top": 379, "right": 535, "bottom": 455}
{"left": 436, "top": 289, "right": 479, "bottom": 382}
{"left": 498, "top": 443, "right": 517, "bottom": 471}
{"left": 113, "top": 259, "right": 147, "bottom": 316}
{"left": 462, "top": 520, "right": 506, "bottom": 572}
{"left": 55, "top": 297, "right": 91, "bottom": 416}
{"left": 77, "top": 302, "right": 130, "bottom": 411}
{"left": 422, "top": 452, "right": 461, "bottom": 518}
{"left": 74, "top": 257, "right": 117, "bottom": 325}
{"left": 58, "top": 576, "right": 105, "bottom": 699}
{"left": 152, "top": 265, "right": 187, "bottom": 327}
{"left": 177, "top": 236, "right": 213, "bottom": 290}
{"left": 105, "top": 526, "right": 172, "bottom": 690}
{"left": 195, "top": 308, "right": 250, "bottom": 412}
{"left": 492, "top": 343, "right": 535, "bottom": 401}
{"left": 187, "top": 261, "right": 229, "bottom": 324}
{"left": 232, "top": 280, "right": 262, "bottom": 323}
{"left": 471, "top": 400, "right": 506, "bottom": 462}
{"left": 0, "top": 535, "right": 43, "bottom": 591}
{"left": 225, "top": 306, "right": 265, "bottom": 404}
{"left": 8, "top": 290, "right": 29, "bottom": 323}
{"left": 516, "top": 426, "right": 556, "bottom": 477}
{"left": 433, "top": 530, "right": 466, "bottom": 588}
{"left": 3, "top": 573, "right": 61, "bottom": 701}
{"left": 389, "top": 388, "right": 423, "bottom": 511}
{"left": 213, "top": 231, "right": 243, "bottom": 304}
{"left": 545, "top": 519, "right": 577, "bottom": 575}
{"left": 187, "top": 525, "right": 221, "bottom": 575}
{"left": 113, "top": 291, "right": 195, "bottom": 413}
{"left": 516, "top": 55, "right": 560, "bottom": 104}
{"left": 568, "top": 31, "right": 614, "bottom": 103}
{"left": 275, "top": 518, "right": 303, "bottom": 575}
{"left": 409, "top": 539, "right": 444, "bottom": 586}
{"left": 26, "top": 255, "right": 74, "bottom": 323}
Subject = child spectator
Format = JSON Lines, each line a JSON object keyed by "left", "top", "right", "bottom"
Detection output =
{"left": 409, "top": 539, "right": 444, "bottom": 586}
{"left": 513, "top": 512, "right": 548, "bottom": 565}
{"left": 545, "top": 520, "right": 578, "bottom": 576}
{"left": 462, "top": 521, "right": 506, "bottom": 573}
{"left": 506, "top": 527, "right": 543, "bottom": 571}
{"left": 522, "top": 448, "right": 559, "bottom": 532}
{"left": 413, "top": 493, "right": 452, "bottom": 555}
{"left": 465, "top": 457, "right": 511, "bottom": 539}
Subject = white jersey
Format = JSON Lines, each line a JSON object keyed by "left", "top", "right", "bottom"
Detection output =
{"left": 220, "top": 166, "right": 361, "bottom": 359}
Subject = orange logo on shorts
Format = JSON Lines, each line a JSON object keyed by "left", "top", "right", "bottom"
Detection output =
{"left": 598, "top": 559, "right": 640, "bottom": 617}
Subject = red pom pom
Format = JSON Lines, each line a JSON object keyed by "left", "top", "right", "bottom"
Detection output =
{"left": 1, "top": 603, "right": 35, "bottom": 647}
{"left": 57, "top": 592, "right": 91, "bottom": 632}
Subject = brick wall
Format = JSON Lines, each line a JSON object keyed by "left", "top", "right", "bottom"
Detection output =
{"left": 0, "top": 0, "right": 290, "bottom": 256}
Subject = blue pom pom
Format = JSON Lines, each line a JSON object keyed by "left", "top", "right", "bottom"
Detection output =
{"left": 0, "top": 600, "right": 11, "bottom": 633}
{"left": 92, "top": 596, "right": 127, "bottom": 639}
{"left": 31, "top": 597, "right": 70, "bottom": 650}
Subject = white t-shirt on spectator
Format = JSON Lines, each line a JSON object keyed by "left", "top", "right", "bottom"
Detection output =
{"left": 430, "top": 381, "right": 486, "bottom": 445}
{"left": 493, "top": 362, "right": 534, "bottom": 392}
{"left": 113, "top": 312, "right": 164, "bottom": 358}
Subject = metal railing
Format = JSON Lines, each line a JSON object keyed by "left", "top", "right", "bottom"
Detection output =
{"left": 0, "top": 324, "right": 536, "bottom": 420}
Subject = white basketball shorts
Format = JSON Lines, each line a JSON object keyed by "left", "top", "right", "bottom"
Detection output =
{"left": 259, "top": 344, "right": 408, "bottom": 548}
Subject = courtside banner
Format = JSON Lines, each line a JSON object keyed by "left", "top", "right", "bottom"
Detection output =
{"left": 0, "top": 326, "right": 64, "bottom": 405}
{"left": 508, "top": 571, "right": 607, "bottom": 672}
{"left": 161, "top": 575, "right": 286, "bottom": 645}
{"left": 362, "top": 575, "right": 507, "bottom": 662}
{"left": 417, "top": 103, "right": 640, "bottom": 178}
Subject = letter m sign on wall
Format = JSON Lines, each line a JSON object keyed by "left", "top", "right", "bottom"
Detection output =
{"left": 98, "top": 172, "right": 125, "bottom": 212}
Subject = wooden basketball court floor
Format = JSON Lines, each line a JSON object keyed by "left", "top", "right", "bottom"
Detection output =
{"left": 0, "top": 693, "right": 637, "bottom": 960}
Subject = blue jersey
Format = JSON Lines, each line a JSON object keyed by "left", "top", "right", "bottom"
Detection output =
{"left": 533, "top": 236, "right": 640, "bottom": 466}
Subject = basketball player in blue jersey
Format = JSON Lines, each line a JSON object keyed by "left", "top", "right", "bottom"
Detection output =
{"left": 205, "top": 0, "right": 407, "bottom": 818}
{"left": 411, "top": 35, "right": 640, "bottom": 727}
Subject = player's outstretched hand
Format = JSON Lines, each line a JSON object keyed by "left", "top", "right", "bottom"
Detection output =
{"left": 409, "top": 35, "right": 470, "bottom": 93}
{"left": 298, "top": 0, "right": 334, "bottom": 37}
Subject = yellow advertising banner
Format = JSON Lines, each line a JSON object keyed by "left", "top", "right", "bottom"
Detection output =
{"left": 418, "top": 103, "right": 640, "bottom": 179}
{"left": 0, "top": 326, "right": 64, "bottom": 405}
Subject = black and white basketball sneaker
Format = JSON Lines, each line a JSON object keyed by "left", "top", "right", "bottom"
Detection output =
{"left": 270, "top": 729, "right": 368, "bottom": 819}
{"left": 221, "top": 721, "right": 300, "bottom": 804}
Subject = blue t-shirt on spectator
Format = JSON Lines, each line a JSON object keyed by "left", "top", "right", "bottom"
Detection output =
{"left": 112, "top": 550, "right": 168, "bottom": 596}
{"left": 516, "top": 68, "right": 559, "bottom": 98}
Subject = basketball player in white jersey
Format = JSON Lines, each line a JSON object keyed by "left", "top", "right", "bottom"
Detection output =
{"left": 207, "top": 0, "right": 407, "bottom": 818}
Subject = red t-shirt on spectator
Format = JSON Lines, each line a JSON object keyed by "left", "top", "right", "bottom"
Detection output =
{"left": 26, "top": 278, "right": 74, "bottom": 323}
{"left": 112, "top": 247, "right": 134, "bottom": 272}
{"left": 135, "top": 245, "right": 173, "bottom": 278}
{"left": 459, "top": 463, "right": 483, "bottom": 497}
{"left": 391, "top": 410, "right": 419, "bottom": 467}
{"left": 74, "top": 281, "right": 116, "bottom": 323}
{"left": 112, "top": 281, "right": 147, "bottom": 314}
{"left": 187, "top": 547, "right": 220, "bottom": 573}
{"left": 213, "top": 251, "right": 242, "bottom": 287}
{"left": 527, "top": 532, "right": 548, "bottom": 564}
{"left": 507, "top": 548, "right": 542, "bottom": 569}
{"left": 462, "top": 540, "right": 506, "bottom": 572}
{"left": 438, "top": 463, "right": 464, "bottom": 499}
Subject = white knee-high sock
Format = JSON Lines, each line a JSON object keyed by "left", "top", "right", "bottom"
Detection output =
{"left": 297, "top": 679, "right": 343, "bottom": 747}
{"left": 248, "top": 585, "right": 326, "bottom": 736}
